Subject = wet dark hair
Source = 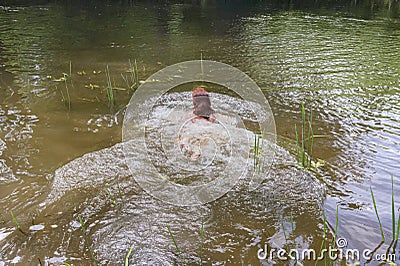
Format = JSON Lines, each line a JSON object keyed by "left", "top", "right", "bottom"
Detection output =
{"left": 192, "top": 88, "right": 214, "bottom": 120}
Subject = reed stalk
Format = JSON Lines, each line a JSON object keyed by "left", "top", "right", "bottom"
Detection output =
{"left": 78, "top": 216, "right": 98, "bottom": 266}
{"left": 391, "top": 174, "right": 396, "bottom": 240}
{"left": 200, "top": 217, "right": 204, "bottom": 265}
{"left": 167, "top": 225, "right": 185, "bottom": 265}
{"left": 105, "top": 65, "right": 115, "bottom": 110}
{"left": 370, "top": 186, "right": 385, "bottom": 242}
{"left": 125, "top": 244, "right": 134, "bottom": 266}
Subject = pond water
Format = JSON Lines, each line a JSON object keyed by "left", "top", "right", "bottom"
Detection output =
{"left": 1, "top": 1, "right": 400, "bottom": 265}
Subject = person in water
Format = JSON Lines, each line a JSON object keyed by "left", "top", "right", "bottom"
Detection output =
{"left": 179, "top": 87, "right": 216, "bottom": 161}
{"left": 191, "top": 87, "right": 216, "bottom": 123}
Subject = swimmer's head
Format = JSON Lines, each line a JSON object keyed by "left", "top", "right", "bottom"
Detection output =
{"left": 192, "top": 88, "right": 215, "bottom": 119}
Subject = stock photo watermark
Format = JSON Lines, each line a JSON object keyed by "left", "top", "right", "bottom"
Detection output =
{"left": 257, "top": 237, "right": 397, "bottom": 263}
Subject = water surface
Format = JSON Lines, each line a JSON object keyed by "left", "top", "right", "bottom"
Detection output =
{"left": 1, "top": 1, "right": 400, "bottom": 265}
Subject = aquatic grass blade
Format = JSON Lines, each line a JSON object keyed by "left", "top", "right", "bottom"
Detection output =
{"left": 10, "top": 211, "right": 29, "bottom": 236}
{"left": 315, "top": 213, "right": 327, "bottom": 266}
{"left": 396, "top": 209, "right": 400, "bottom": 240}
{"left": 370, "top": 186, "right": 385, "bottom": 242}
{"left": 167, "top": 225, "right": 185, "bottom": 265}
{"left": 290, "top": 212, "right": 297, "bottom": 264}
{"left": 10, "top": 210, "right": 19, "bottom": 229}
{"left": 392, "top": 174, "right": 396, "bottom": 240}
{"left": 200, "top": 52, "right": 204, "bottom": 81}
{"left": 105, "top": 65, "right": 115, "bottom": 110}
{"left": 323, "top": 213, "right": 327, "bottom": 266}
{"left": 301, "top": 102, "right": 306, "bottom": 167}
{"left": 117, "top": 177, "right": 123, "bottom": 201}
{"left": 127, "top": 59, "right": 139, "bottom": 91}
{"left": 78, "top": 216, "right": 99, "bottom": 266}
{"left": 253, "top": 134, "right": 257, "bottom": 172}
{"left": 281, "top": 216, "right": 288, "bottom": 246}
{"left": 200, "top": 217, "right": 204, "bottom": 265}
{"left": 134, "top": 59, "right": 139, "bottom": 87}
{"left": 295, "top": 124, "right": 299, "bottom": 162}
{"left": 106, "top": 188, "right": 116, "bottom": 205}
{"left": 125, "top": 244, "right": 134, "bottom": 266}
{"left": 334, "top": 205, "right": 339, "bottom": 241}
{"left": 308, "top": 109, "right": 314, "bottom": 167}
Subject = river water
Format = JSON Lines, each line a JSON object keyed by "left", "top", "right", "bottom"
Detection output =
{"left": 0, "top": 1, "right": 399, "bottom": 265}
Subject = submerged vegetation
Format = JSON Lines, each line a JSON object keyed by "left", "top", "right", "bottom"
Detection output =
{"left": 294, "top": 103, "right": 326, "bottom": 171}
{"left": 78, "top": 216, "right": 99, "bottom": 266}
{"left": 167, "top": 218, "right": 206, "bottom": 265}
{"left": 253, "top": 131, "right": 266, "bottom": 174}
{"left": 52, "top": 60, "right": 140, "bottom": 112}
{"left": 125, "top": 244, "right": 135, "bottom": 266}
{"left": 371, "top": 175, "right": 400, "bottom": 243}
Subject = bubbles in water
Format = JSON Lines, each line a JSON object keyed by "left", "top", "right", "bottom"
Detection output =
{"left": 122, "top": 60, "right": 276, "bottom": 206}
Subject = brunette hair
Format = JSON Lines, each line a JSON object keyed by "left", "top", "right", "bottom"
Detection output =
{"left": 192, "top": 88, "right": 215, "bottom": 120}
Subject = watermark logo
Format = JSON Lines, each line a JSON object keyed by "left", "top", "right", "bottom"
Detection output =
{"left": 257, "top": 237, "right": 397, "bottom": 263}
{"left": 122, "top": 60, "right": 276, "bottom": 206}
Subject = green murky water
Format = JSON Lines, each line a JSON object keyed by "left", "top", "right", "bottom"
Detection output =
{"left": 1, "top": 1, "right": 400, "bottom": 265}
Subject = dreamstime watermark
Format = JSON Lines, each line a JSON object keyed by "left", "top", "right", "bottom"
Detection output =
{"left": 257, "top": 237, "right": 397, "bottom": 263}
{"left": 122, "top": 60, "right": 276, "bottom": 206}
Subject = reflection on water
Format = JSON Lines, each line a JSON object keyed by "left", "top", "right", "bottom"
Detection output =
{"left": 0, "top": 1, "right": 400, "bottom": 264}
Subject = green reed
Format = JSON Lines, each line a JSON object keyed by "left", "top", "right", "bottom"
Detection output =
{"left": 125, "top": 244, "right": 134, "bottom": 266}
{"left": 323, "top": 213, "right": 329, "bottom": 265}
{"left": 10, "top": 210, "right": 19, "bottom": 229}
{"left": 370, "top": 186, "right": 385, "bottom": 242}
{"left": 117, "top": 177, "right": 123, "bottom": 202}
{"left": 295, "top": 102, "right": 314, "bottom": 168}
{"left": 167, "top": 219, "right": 206, "bottom": 265}
{"left": 253, "top": 131, "right": 266, "bottom": 174}
{"left": 57, "top": 83, "right": 71, "bottom": 111}
{"left": 370, "top": 175, "right": 399, "bottom": 242}
{"left": 64, "top": 61, "right": 73, "bottom": 111}
{"left": 78, "top": 216, "right": 99, "bottom": 266}
{"left": 281, "top": 216, "right": 289, "bottom": 248}
{"left": 279, "top": 213, "right": 298, "bottom": 264}
{"left": 294, "top": 103, "right": 326, "bottom": 170}
{"left": 316, "top": 212, "right": 328, "bottom": 266}
{"left": 290, "top": 212, "right": 299, "bottom": 265}
{"left": 290, "top": 212, "right": 295, "bottom": 242}
{"left": 106, "top": 188, "right": 116, "bottom": 205}
{"left": 130, "top": 59, "right": 139, "bottom": 91}
{"left": 121, "top": 59, "right": 139, "bottom": 92}
{"left": 200, "top": 217, "right": 205, "bottom": 265}
{"left": 200, "top": 52, "right": 204, "bottom": 80}
{"left": 301, "top": 102, "right": 306, "bottom": 167}
{"left": 391, "top": 174, "right": 395, "bottom": 240}
{"left": 54, "top": 62, "right": 72, "bottom": 111}
{"left": 254, "top": 133, "right": 260, "bottom": 172}
{"left": 106, "top": 182, "right": 123, "bottom": 206}
{"left": 167, "top": 224, "right": 185, "bottom": 265}
{"left": 10, "top": 210, "right": 28, "bottom": 236}
{"left": 334, "top": 205, "right": 339, "bottom": 242}
{"left": 368, "top": 175, "right": 399, "bottom": 265}
{"left": 329, "top": 206, "right": 339, "bottom": 266}
{"left": 397, "top": 210, "right": 400, "bottom": 241}
{"left": 105, "top": 65, "right": 115, "bottom": 110}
